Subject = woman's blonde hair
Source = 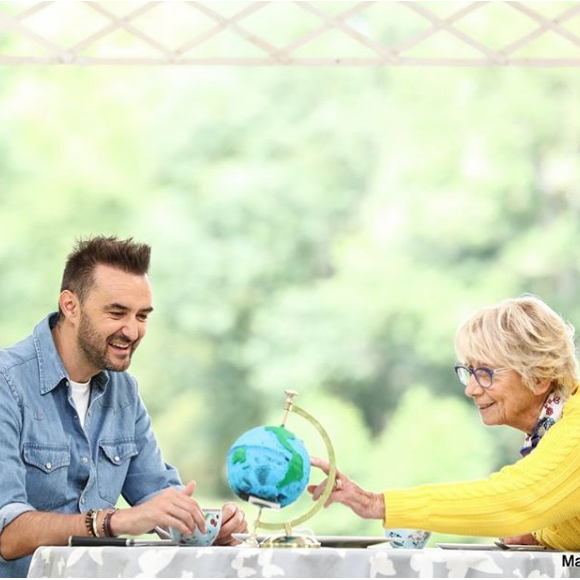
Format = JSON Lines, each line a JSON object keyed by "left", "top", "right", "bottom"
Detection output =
{"left": 455, "top": 296, "right": 578, "bottom": 398}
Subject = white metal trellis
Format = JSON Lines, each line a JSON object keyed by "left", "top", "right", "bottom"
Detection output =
{"left": 2, "top": 1, "right": 580, "bottom": 66}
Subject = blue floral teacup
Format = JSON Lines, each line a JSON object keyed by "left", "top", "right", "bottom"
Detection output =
{"left": 170, "top": 508, "right": 222, "bottom": 546}
{"left": 384, "top": 528, "right": 431, "bottom": 549}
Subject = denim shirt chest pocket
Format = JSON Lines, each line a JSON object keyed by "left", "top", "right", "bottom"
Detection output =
{"left": 97, "top": 439, "right": 138, "bottom": 503}
{"left": 22, "top": 443, "right": 71, "bottom": 511}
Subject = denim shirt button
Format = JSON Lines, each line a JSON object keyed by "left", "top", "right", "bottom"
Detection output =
{"left": 114, "top": 456, "right": 120, "bottom": 463}
{"left": 81, "top": 456, "right": 88, "bottom": 464}
{"left": 45, "top": 462, "right": 52, "bottom": 470}
{"left": 80, "top": 497, "right": 85, "bottom": 505}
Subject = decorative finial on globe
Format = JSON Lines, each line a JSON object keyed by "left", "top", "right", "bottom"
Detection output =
{"left": 226, "top": 391, "right": 337, "bottom": 547}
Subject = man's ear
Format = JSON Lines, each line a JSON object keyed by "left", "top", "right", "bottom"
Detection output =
{"left": 58, "top": 290, "right": 80, "bottom": 321}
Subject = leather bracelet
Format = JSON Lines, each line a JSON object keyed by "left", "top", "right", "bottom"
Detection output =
{"left": 103, "top": 508, "right": 119, "bottom": 538}
{"left": 85, "top": 509, "right": 97, "bottom": 537}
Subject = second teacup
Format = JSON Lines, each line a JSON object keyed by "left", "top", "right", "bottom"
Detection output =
{"left": 384, "top": 528, "right": 431, "bottom": 549}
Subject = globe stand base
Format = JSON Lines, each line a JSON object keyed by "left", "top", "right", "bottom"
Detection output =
{"left": 259, "top": 534, "right": 321, "bottom": 549}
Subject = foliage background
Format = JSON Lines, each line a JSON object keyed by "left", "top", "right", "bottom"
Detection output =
{"left": 2, "top": 3, "right": 580, "bottom": 545}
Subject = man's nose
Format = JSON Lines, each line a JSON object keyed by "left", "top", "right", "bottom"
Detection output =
{"left": 122, "top": 318, "right": 139, "bottom": 341}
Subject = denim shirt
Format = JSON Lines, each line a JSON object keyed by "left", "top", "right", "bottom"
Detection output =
{"left": 0, "top": 314, "right": 181, "bottom": 577}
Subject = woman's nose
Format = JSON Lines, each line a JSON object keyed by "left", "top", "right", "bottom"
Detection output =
{"left": 464, "top": 375, "right": 483, "bottom": 398}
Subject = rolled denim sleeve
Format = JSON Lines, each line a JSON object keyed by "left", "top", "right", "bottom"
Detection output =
{"left": 121, "top": 379, "right": 182, "bottom": 506}
{"left": 0, "top": 373, "right": 36, "bottom": 544}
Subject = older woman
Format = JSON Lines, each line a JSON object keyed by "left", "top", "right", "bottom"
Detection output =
{"left": 309, "top": 296, "right": 580, "bottom": 549}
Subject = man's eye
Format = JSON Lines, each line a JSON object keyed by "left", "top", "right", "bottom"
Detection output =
{"left": 110, "top": 312, "right": 124, "bottom": 318}
{"left": 137, "top": 314, "right": 149, "bottom": 322}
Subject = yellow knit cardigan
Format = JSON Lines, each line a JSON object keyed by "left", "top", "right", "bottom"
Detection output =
{"left": 384, "top": 389, "right": 580, "bottom": 549}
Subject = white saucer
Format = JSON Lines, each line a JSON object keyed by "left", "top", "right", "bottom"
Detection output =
{"left": 437, "top": 543, "right": 550, "bottom": 551}
{"left": 233, "top": 534, "right": 392, "bottom": 548}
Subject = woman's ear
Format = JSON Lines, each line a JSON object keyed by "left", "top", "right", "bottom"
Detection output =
{"left": 533, "top": 377, "right": 552, "bottom": 396}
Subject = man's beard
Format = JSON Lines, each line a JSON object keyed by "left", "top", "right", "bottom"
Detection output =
{"left": 77, "top": 310, "right": 137, "bottom": 373}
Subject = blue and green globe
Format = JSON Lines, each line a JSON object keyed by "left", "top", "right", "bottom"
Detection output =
{"left": 226, "top": 425, "right": 311, "bottom": 508}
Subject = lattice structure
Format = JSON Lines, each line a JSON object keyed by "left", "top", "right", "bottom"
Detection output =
{"left": 2, "top": 1, "right": 580, "bottom": 66}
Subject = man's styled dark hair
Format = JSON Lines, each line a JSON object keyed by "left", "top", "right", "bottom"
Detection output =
{"left": 60, "top": 235, "right": 151, "bottom": 306}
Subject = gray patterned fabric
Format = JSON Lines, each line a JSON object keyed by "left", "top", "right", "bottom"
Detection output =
{"left": 27, "top": 546, "right": 578, "bottom": 578}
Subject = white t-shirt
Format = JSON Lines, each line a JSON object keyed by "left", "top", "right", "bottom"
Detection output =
{"left": 69, "top": 379, "right": 91, "bottom": 428}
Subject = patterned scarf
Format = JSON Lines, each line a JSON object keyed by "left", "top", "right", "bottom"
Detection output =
{"left": 519, "top": 391, "right": 565, "bottom": 457}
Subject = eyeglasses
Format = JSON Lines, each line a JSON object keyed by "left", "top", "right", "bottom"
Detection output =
{"left": 454, "top": 364, "right": 511, "bottom": 389}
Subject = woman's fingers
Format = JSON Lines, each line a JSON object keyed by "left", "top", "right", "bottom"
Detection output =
{"left": 310, "top": 456, "right": 331, "bottom": 474}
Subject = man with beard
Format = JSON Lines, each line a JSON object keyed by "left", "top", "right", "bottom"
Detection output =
{"left": 0, "top": 236, "right": 247, "bottom": 577}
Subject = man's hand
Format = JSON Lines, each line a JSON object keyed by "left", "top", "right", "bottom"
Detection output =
{"left": 307, "top": 456, "right": 385, "bottom": 520}
{"left": 111, "top": 480, "right": 206, "bottom": 537}
{"left": 215, "top": 502, "right": 247, "bottom": 546}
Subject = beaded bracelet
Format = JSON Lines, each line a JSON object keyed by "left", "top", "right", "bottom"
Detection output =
{"left": 84, "top": 509, "right": 97, "bottom": 537}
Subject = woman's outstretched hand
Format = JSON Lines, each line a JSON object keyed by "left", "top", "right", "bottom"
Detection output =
{"left": 500, "top": 533, "right": 539, "bottom": 545}
{"left": 307, "top": 456, "right": 385, "bottom": 520}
